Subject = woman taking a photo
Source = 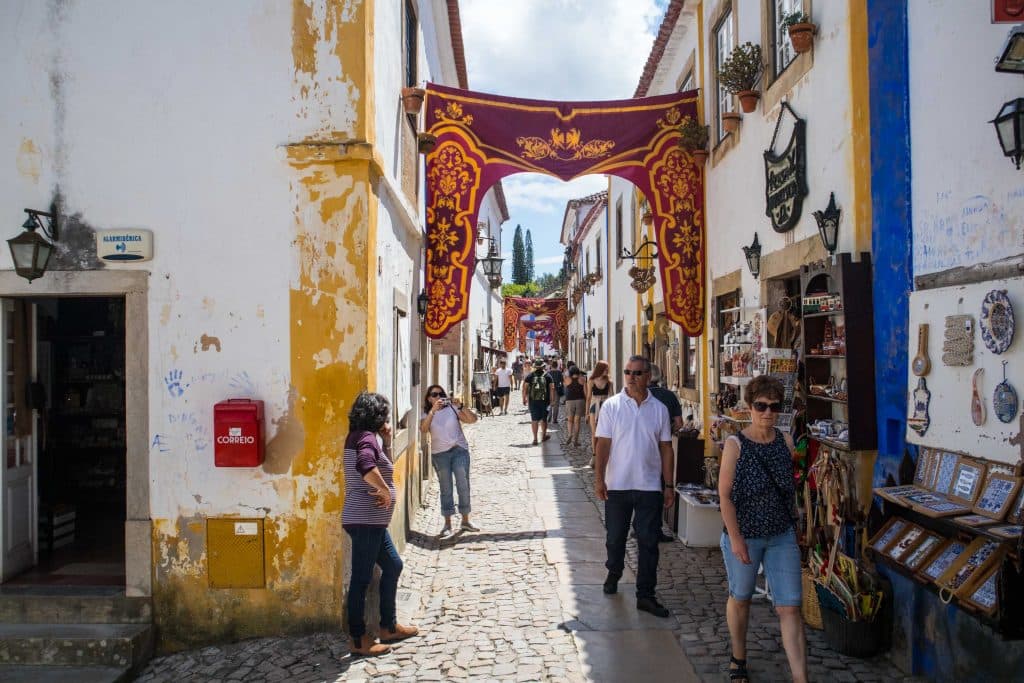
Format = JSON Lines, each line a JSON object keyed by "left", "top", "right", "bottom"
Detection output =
{"left": 421, "top": 385, "right": 479, "bottom": 538}
{"left": 718, "top": 376, "right": 806, "bottom": 683}
{"left": 586, "top": 360, "right": 613, "bottom": 462}
{"left": 342, "top": 392, "right": 418, "bottom": 657}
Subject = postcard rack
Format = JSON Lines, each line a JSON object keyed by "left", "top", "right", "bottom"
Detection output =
{"left": 870, "top": 447, "right": 1024, "bottom": 636}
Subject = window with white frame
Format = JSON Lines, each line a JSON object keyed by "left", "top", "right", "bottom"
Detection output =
{"left": 679, "top": 70, "right": 695, "bottom": 93}
{"left": 774, "top": 0, "right": 800, "bottom": 77}
{"left": 714, "top": 12, "right": 734, "bottom": 141}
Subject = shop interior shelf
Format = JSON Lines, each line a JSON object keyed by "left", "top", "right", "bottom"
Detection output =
{"left": 806, "top": 354, "right": 846, "bottom": 359}
{"left": 803, "top": 310, "right": 846, "bottom": 318}
{"left": 808, "top": 394, "right": 848, "bottom": 405}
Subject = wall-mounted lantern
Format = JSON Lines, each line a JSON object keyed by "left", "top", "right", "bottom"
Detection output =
{"left": 991, "top": 98, "right": 1024, "bottom": 169}
{"left": 742, "top": 233, "right": 762, "bottom": 280}
{"left": 9, "top": 209, "right": 58, "bottom": 283}
{"left": 416, "top": 289, "right": 429, "bottom": 319}
{"left": 476, "top": 237, "right": 504, "bottom": 289}
{"left": 813, "top": 192, "right": 841, "bottom": 263}
{"left": 644, "top": 303, "right": 655, "bottom": 322}
{"left": 995, "top": 25, "right": 1024, "bottom": 74}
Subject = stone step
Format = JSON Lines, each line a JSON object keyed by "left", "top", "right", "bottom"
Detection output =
{"left": 0, "top": 595, "right": 151, "bottom": 624}
{"left": 0, "top": 664, "right": 131, "bottom": 682}
{"left": 0, "top": 623, "right": 154, "bottom": 669}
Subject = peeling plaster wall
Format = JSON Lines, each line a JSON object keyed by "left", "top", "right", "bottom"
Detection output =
{"left": 2, "top": 0, "right": 448, "bottom": 650}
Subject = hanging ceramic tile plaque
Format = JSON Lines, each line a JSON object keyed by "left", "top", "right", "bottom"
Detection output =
{"left": 908, "top": 377, "right": 931, "bottom": 436}
{"left": 933, "top": 451, "right": 960, "bottom": 495}
{"left": 942, "top": 314, "right": 974, "bottom": 366}
{"left": 980, "top": 289, "right": 1014, "bottom": 354}
{"left": 994, "top": 361, "right": 1019, "bottom": 424}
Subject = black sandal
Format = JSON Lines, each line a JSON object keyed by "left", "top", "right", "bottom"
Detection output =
{"left": 729, "top": 656, "right": 749, "bottom": 682}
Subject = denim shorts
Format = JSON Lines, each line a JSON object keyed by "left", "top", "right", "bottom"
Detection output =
{"left": 720, "top": 528, "right": 802, "bottom": 607}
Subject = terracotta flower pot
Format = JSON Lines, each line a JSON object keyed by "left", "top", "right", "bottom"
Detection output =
{"left": 417, "top": 133, "right": 437, "bottom": 154}
{"left": 788, "top": 23, "right": 816, "bottom": 54}
{"left": 401, "top": 86, "right": 425, "bottom": 114}
{"left": 692, "top": 149, "right": 709, "bottom": 165}
{"left": 642, "top": 211, "right": 654, "bottom": 226}
{"left": 737, "top": 90, "right": 760, "bottom": 114}
{"left": 722, "top": 112, "right": 742, "bottom": 134}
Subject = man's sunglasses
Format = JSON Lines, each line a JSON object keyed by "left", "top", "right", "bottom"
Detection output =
{"left": 623, "top": 369, "right": 648, "bottom": 376}
{"left": 752, "top": 401, "right": 783, "bottom": 413}
{"left": 429, "top": 392, "right": 446, "bottom": 398}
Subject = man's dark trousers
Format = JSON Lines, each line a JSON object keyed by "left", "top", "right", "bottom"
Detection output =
{"left": 604, "top": 489, "right": 663, "bottom": 599}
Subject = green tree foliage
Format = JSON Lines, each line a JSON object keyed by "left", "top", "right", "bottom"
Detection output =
{"left": 501, "top": 282, "right": 540, "bottom": 298}
{"left": 512, "top": 224, "right": 528, "bottom": 285}
{"left": 525, "top": 230, "right": 535, "bottom": 282}
{"left": 535, "top": 272, "right": 563, "bottom": 297}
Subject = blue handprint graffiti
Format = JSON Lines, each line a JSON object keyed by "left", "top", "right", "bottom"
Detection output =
{"left": 164, "top": 369, "right": 189, "bottom": 398}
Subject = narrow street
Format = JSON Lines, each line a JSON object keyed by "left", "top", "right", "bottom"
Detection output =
{"left": 135, "top": 406, "right": 916, "bottom": 683}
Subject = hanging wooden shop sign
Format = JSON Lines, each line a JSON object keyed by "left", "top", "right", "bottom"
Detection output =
{"left": 764, "top": 102, "right": 808, "bottom": 233}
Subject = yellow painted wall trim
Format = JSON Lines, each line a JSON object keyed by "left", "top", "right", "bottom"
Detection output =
{"left": 697, "top": 1, "right": 713, "bottom": 455}
{"left": 849, "top": 1, "right": 872, "bottom": 254}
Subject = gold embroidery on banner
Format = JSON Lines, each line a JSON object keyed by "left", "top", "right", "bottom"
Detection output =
{"left": 434, "top": 101, "right": 474, "bottom": 126}
{"left": 516, "top": 128, "right": 616, "bottom": 161}
{"left": 657, "top": 107, "right": 684, "bottom": 129}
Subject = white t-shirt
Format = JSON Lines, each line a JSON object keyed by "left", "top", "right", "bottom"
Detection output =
{"left": 594, "top": 388, "right": 671, "bottom": 491}
{"left": 494, "top": 367, "right": 514, "bottom": 388}
{"left": 424, "top": 405, "right": 469, "bottom": 453}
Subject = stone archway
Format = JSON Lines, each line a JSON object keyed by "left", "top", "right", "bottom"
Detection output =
{"left": 422, "top": 84, "right": 705, "bottom": 341}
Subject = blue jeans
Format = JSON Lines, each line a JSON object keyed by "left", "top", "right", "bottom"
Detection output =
{"left": 344, "top": 526, "right": 403, "bottom": 638}
{"left": 432, "top": 446, "right": 471, "bottom": 517}
{"left": 720, "top": 528, "right": 802, "bottom": 606}
{"left": 605, "top": 490, "right": 663, "bottom": 599}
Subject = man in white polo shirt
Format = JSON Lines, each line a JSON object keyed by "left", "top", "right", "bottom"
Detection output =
{"left": 594, "top": 355, "right": 675, "bottom": 618}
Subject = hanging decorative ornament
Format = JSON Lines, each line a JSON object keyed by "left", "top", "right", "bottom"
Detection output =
{"left": 971, "top": 368, "right": 986, "bottom": 427}
{"left": 942, "top": 314, "right": 974, "bottom": 366}
{"left": 994, "top": 360, "right": 1019, "bottom": 424}
{"left": 909, "top": 377, "right": 931, "bottom": 436}
{"left": 629, "top": 266, "right": 656, "bottom": 293}
{"left": 980, "top": 289, "right": 1014, "bottom": 355}
{"left": 912, "top": 323, "right": 931, "bottom": 376}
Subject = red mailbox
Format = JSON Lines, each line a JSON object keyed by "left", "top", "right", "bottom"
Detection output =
{"left": 214, "top": 399, "right": 265, "bottom": 467}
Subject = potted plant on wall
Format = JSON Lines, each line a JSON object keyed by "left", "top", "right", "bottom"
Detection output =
{"left": 784, "top": 12, "right": 816, "bottom": 54}
{"left": 718, "top": 42, "right": 763, "bottom": 114}
{"left": 417, "top": 132, "right": 437, "bottom": 154}
{"left": 677, "top": 116, "right": 710, "bottom": 165}
{"left": 401, "top": 86, "right": 426, "bottom": 114}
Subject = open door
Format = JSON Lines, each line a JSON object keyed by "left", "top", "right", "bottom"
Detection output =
{"left": 1, "top": 299, "right": 38, "bottom": 581}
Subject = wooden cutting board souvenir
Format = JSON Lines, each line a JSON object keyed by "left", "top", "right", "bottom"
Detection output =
{"left": 912, "top": 324, "right": 930, "bottom": 376}
{"left": 971, "top": 368, "right": 986, "bottom": 426}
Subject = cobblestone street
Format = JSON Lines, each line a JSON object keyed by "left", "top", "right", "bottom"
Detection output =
{"left": 135, "top": 408, "right": 915, "bottom": 682}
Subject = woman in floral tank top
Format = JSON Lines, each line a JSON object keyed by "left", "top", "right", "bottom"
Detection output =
{"left": 718, "top": 376, "right": 806, "bottom": 683}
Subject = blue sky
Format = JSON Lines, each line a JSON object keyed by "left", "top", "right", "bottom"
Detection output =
{"left": 459, "top": 0, "right": 667, "bottom": 278}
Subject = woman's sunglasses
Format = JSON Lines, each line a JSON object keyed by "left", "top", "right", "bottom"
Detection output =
{"left": 751, "top": 401, "right": 783, "bottom": 413}
{"left": 429, "top": 391, "right": 446, "bottom": 398}
{"left": 623, "top": 369, "right": 647, "bottom": 376}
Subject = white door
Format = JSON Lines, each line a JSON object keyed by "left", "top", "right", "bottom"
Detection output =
{"left": 1, "top": 299, "right": 37, "bottom": 581}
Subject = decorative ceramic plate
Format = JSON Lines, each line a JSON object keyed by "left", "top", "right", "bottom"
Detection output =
{"left": 995, "top": 362, "right": 1018, "bottom": 424}
{"left": 980, "top": 289, "right": 1014, "bottom": 354}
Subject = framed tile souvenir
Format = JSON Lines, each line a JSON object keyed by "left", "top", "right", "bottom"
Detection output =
{"left": 961, "top": 563, "right": 1000, "bottom": 618}
{"left": 912, "top": 498, "right": 972, "bottom": 518}
{"left": 954, "top": 514, "right": 999, "bottom": 528}
{"left": 948, "top": 458, "right": 987, "bottom": 505}
{"left": 886, "top": 525, "right": 926, "bottom": 563}
{"left": 904, "top": 533, "right": 943, "bottom": 572}
{"left": 869, "top": 517, "right": 907, "bottom": 555}
{"left": 932, "top": 451, "right": 960, "bottom": 496}
{"left": 913, "top": 449, "right": 938, "bottom": 490}
{"left": 874, "top": 485, "right": 925, "bottom": 505}
{"left": 918, "top": 539, "right": 967, "bottom": 584}
{"left": 937, "top": 538, "right": 1003, "bottom": 596}
{"left": 987, "top": 524, "right": 1023, "bottom": 541}
{"left": 972, "top": 473, "right": 1021, "bottom": 520}
{"left": 1007, "top": 488, "right": 1024, "bottom": 525}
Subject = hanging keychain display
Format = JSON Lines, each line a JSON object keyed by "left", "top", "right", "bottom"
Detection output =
{"left": 994, "top": 361, "right": 1019, "bottom": 424}
{"left": 980, "top": 289, "right": 1014, "bottom": 355}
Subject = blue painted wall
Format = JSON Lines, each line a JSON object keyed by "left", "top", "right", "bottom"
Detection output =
{"left": 867, "top": 0, "right": 912, "bottom": 490}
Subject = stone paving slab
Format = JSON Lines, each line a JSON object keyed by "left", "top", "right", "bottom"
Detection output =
{"left": 528, "top": 477, "right": 585, "bottom": 490}
{"left": 543, "top": 537, "right": 610, "bottom": 565}
{"left": 573, "top": 630, "right": 698, "bottom": 683}
{"left": 532, "top": 488, "right": 592, "bottom": 503}
{"left": 556, "top": 583, "right": 678, "bottom": 632}
{"left": 533, "top": 500, "right": 603, "bottom": 518}
{"left": 553, "top": 562, "right": 635, "bottom": 585}
{"left": 541, "top": 514, "right": 607, "bottom": 538}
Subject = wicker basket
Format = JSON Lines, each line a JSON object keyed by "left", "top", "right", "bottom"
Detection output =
{"left": 801, "top": 569, "right": 823, "bottom": 630}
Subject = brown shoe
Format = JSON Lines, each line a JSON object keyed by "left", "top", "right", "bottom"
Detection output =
{"left": 350, "top": 635, "right": 391, "bottom": 657}
{"left": 381, "top": 623, "right": 419, "bottom": 643}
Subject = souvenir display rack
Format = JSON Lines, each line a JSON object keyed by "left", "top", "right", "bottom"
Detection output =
{"left": 800, "top": 254, "right": 877, "bottom": 452}
{"left": 870, "top": 447, "right": 1024, "bottom": 635}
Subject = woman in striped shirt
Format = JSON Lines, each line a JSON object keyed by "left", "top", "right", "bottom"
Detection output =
{"left": 342, "top": 392, "right": 418, "bottom": 656}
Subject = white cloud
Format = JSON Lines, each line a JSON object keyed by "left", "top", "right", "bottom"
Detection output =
{"left": 535, "top": 255, "right": 567, "bottom": 265}
{"left": 501, "top": 174, "right": 607, "bottom": 214}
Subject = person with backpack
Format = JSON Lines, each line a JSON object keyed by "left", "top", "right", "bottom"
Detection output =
{"left": 522, "top": 358, "right": 555, "bottom": 445}
{"left": 545, "top": 359, "right": 565, "bottom": 424}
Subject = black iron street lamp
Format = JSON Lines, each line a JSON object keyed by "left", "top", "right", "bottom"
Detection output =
{"left": 416, "top": 289, "right": 429, "bottom": 319}
{"left": 995, "top": 26, "right": 1024, "bottom": 74}
{"left": 991, "top": 98, "right": 1024, "bottom": 169}
{"left": 644, "top": 303, "right": 655, "bottom": 322}
{"left": 813, "top": 192, "right": 841, "bottom": 263}
{"left": 9, "top": 209, "right": 58, "bottom": 282}
{"left": 478, "top": 237, "right": 504, "bottom": 289}
{"left": 742, "top": 233, "right": 762, "bottom": 280}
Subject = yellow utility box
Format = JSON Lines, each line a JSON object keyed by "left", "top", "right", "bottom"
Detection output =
{"left": 207, "top": 518, "right": 265, "bottom": 588}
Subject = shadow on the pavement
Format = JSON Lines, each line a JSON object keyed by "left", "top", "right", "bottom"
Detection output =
{"left": 407, "top": 529, "right": 547, "bottom": 550}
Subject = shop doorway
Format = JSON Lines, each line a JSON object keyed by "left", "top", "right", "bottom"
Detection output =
{"left": 1, "top": 297, "right": 126, "bottom": 587}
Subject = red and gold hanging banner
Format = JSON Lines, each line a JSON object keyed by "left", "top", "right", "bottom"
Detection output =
{"left": 503, "top": 297, "right": 568, "bottom": 353}
{"left": 423, "top": 84, "right": 705, "bottom": 339}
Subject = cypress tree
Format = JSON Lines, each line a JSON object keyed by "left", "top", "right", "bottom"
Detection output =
{"left": 512, "top": 224, "right": 527, "bottom": 285}
{"left": 525, "top": 229, "right": 535, "bottom": 282}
